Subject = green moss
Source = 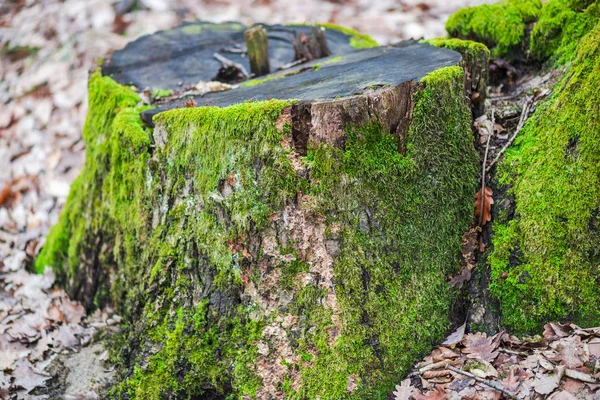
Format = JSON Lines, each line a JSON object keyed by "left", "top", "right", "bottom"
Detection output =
{"left": 489, "top": 22, "right": 600, "bottom": 334}
{"left": 240, "top": 73, "right": 286, "bottom": 87}
{"left": 38, "top": 63, "right": 477, "bottom": 397}
{"left": 150, "top": 88, "right": 173, "bottom": 98}
{"left": 287, "top": 23, "right": 378, "bottom": 49}
{"left": 530, "top": 0, "right": 600, "bottom": 64}
{"left": 312, "top": 56, "right": 344, "bottom": 71}
{"left": 446, "top": 0, "right": 542, "bottom": 58}
{"left": 425, "top": 38, "right": 490, "bottom": 60}
{"left": 36, "top": 71, "right": 146, "bottom": 281}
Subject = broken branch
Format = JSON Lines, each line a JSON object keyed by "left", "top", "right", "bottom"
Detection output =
{"left": 447, "top": 365, "right": 518, "bottom": 399}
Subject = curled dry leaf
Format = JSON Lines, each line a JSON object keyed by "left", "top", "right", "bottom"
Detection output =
{"left": 544, "top": 322, "right": 573, "bottom": 340}
{"left": 423, "top": 370, "right": 451, "bottom": 379}
{"left": 474, "top": 186, "right": 494, "bottom": 226}
{"left": 442, "top": 321, "right": 466, "bottom": 347}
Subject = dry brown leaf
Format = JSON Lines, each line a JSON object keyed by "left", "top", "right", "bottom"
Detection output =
{"left": 11, "top": 359, "right": 51, "bottom": 393}
{"left": 548, "top": 390, "right": 577, "bottom": 400}
{"left": 564, "top": 369, "right": 597, "bottom": 383}
{"left": 501, "top": 366, "right": 521, "bottom": 392}
{"left": 548, "top": 337, "right": 586, "bottom": 368}
{"left": 474, "top": 390, "right": 501, "bottom": 400}
{"left": 414, "top": 385, "right": 448, "bottom": 400}
{"left": 543, "top": 322, "right": 573, "bottom": 340}
{"left": 432, "top": 346, "right": 459, "bottom": 362}
{"left": 589, "top": 342, "right": 600, "bottom": 358}
{"left": 393, "top": 378, "right": 415, "bottom": 400}
{"left": 474, "top": 186, "right": 493, "bottom": 226}
{"left": 60, "top": 298, "right": 85, "bottom": 324}
{"left": 0, "top": 181, "right": 10, "bottom": 206}
{"left": 462, "top": 332, "right": 500, "bottom": 362}
{"left": 442, "top": 321, "right": 466, "bottom": 347}
{"left": 449, "top": 264, "right": 473, "bottom": 288}
{"left": 534, "top": 365, "right": 565, "bottom": 395}
{"left": 562, "top": 377, "right": 584, "bottom": 394}
{"left": 423, "top": 370, "right": 451, "bottom": 379}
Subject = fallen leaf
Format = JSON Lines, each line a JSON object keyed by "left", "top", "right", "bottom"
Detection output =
{"left": 442, "top": 321, "right": 466, "bottom": 347}
{"left": 11, "top": 359, "right": 51, "bottom": 393}
{"left": 466, "top": 360, "right": 498, "bottom": 378}
{"left": 548, "top": 390, "right": 577, "bottom": 400}
{"left": 544, "top": 323, "right": 573, "bottom": 340}
{"left": 474, "top": 186, "right": 493, "bottom": 226}
{"left": 432, "top": 346, "right": 459, "bottom": 362}
{"left": 564, "top": 369, "right": 597, "bottom": 383}
{"left": 393, "top": 378, "right": 415, "bottom": 400}
{"left": 533, "top": 365, "right": 565, "bottom": 395}
{"left": 462, "top": 332, "right": 500, "bottom": 362}
{"left": 0, "top": 182, "right": 10, "bottom": 206}
{"left": 475, "top": 390, "right": 501, "bottom": 400}
{"left": 548, "top": 337, "right": 586, "bottom": 368}
{"left": 501, "top": 366, "right": 521, "bottom": 392}
{"left": 414, "top": 385, "right": 447, "bottom": 400}
{"left": 589, "top": 342, "right": 600, "bottom": 358}
{"left": 60, "top": 297, "right": 85, "bottom": 324}
{"left": 562, "top": 377, "right": 584, "bottom": 394}
{"left": 449, "top": 264, "right": 473, "bottom": 288}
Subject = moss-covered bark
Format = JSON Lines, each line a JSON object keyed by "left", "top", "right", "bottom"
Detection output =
{"left": 445, "top": 0, "right": 600, "bottom": 335}
{"left": 37, "top": 57, "right": 478, "bottom": 398}
{"left": 445, "top": 0, "right": 541, "bottom": 58}
{"left": 489, "top": 22, "right": 600, "bottom": 334}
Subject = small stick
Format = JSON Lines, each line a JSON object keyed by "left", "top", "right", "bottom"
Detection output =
{"left": 500, "top": 348, "right": 529, "bottom": 356}
{"left": 276, "top": 58, "right": 307, "bottom": 71}
{"left": 447, "top": 365, "right": 518, "bottom": 399}
{"left": 486, "top": 96, "right": 534, "bottom": 172}
{"left": 479, "top": 106, "right": 494, "bottom": 226}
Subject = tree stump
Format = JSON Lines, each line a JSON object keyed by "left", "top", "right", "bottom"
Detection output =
{"left": 37, "top": 21, "right": 485, "bottom": 399}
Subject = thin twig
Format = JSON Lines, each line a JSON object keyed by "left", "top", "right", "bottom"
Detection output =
{"left": 213, "top": 53, "right": 249, "bottom": 77}
{"left": 276, "top": 58, "right": 307, "bottom": 71}
{"left": 447, "top": 365, "right": 518, "bottom": 399}
{"left": 486, "top": 96, "right": 534, "bottom": 172}
{"left": 479, "top": 106, "right": 494, "bottom": 226}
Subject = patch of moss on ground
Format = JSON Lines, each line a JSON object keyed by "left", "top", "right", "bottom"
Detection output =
{"left": 287, "top": 23, "right": 378, "bottom": 49}
{"left": 530, "top": 0, "right": 600, "bottom": 65}
{"left": 489, "top": 22, "right": 600, "bottom": 334}
{"left": 38, "top": 63, "right": 477, "bottom": 397}
{"left": 445, "top": 0, "right": 542, "bottom": 58}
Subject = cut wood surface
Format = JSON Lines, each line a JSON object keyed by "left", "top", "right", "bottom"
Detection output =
{"left": 101, "top": 21, "right": 358, "bottom": 91}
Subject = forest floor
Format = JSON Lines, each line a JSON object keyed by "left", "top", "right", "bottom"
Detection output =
{"left": 2, "top": 0, "right": 599, "bottom": 399}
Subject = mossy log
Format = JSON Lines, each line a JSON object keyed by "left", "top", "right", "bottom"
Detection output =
{"left": 37, "top": 22, "right": 482, "bottom": 399}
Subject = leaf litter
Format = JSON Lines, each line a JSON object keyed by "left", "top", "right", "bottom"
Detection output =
{"left": 395, "top": 322, "right": 600, "bottom": 399}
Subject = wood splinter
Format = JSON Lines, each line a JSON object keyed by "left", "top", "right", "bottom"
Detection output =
{"left": 244, "top": 25, "right": 270, "bottom": 77}
{"left": 292, "top": 26, "right": 332, "bottom": 62}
